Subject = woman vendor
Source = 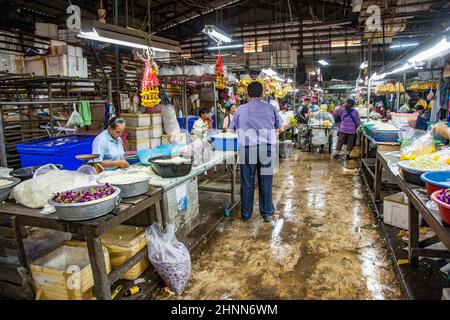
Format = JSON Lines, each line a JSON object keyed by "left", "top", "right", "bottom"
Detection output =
{"left": 92, "top": 116, "right": 129, "bottom": 169}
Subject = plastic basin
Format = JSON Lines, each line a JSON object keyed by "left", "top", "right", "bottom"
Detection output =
{"left": 398, "top": 161, "right": 450, "bottom": 187}
{"left": 430, "top": 190, "right": 450, "bottom": 225}
{"left": 148, "top": 156, "right": 193, "bottom": 178}
{"left": 421, "top": 171, "right": 450, "bottom": 197}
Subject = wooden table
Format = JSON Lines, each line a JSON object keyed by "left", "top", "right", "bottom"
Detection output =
{"left": 0, "top": 188, "right": 163, "bottom": 300}
{"left": 375, "top": 151, "right": 450, "bottom": 265}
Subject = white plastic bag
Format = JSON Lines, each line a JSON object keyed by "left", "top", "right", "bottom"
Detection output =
{"left": 67, "top": 110, "right": 83, "bottom": 127}
{"left": 181, "top": 141, "right": 204, "bottom": 167}
{"left": 11, "top": 170, "right": 95, "bottom": 209}
{"left": 146, "top": 223, "right": 191, "bottom": 295}
{"left": 161, "top": 104, "right": 181, "bottom": 136}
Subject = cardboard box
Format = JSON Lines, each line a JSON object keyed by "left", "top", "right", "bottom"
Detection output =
{"left": 383, "top": 192, "right": 409, "bottom": 230}
{"left": 35, "top": 23, "right": 58, "bottom": 39}
{"left": 24, "top": 56, "right": 46, "bottom": 76}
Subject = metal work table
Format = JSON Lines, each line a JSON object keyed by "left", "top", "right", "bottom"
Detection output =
{"left": 0, "top": 189, "right": 163, "bottom": 300}
{"left": 360, "top": 129, "right": 400, "bottom": 160}
{"left": 148, "top": 150, "right": 240, "bottom": 210}
{"left": 375, "top": 151, "right": 450, "bottom": 265}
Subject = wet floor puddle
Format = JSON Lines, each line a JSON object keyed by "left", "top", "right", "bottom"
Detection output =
{"left": 154, "top": 151, "right": 404, "bottom": 300}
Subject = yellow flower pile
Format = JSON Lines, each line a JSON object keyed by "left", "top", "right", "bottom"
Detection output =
{"left": 408, "top": 81, "right": 438, "bottom": 92}
{"left": 375, "top": 83, "right": 405, "bottom": 95}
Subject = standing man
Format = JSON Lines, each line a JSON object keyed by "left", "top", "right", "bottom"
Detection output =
{"left": 229, "top": 81, "right": 284, "bottom": 222}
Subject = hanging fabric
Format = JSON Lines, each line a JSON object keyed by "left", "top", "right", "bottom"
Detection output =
{"left": 78, "top": 101, "right": 92, "bottom": 127}
{"left": 431, "top": 80, "right": 442, "bottom": 122}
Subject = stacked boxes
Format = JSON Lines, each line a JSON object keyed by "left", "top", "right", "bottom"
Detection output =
{"left": 149, "top": 113, "right": 163, "bottom": 148}
{"left": 45, "top": 41, "right": 87, "bottom": 78}
{"left": 123, "top": 113, "right": 151, "bottom": 151}
{"left": 123, "top": 113, "right": 164, "bottom": 151}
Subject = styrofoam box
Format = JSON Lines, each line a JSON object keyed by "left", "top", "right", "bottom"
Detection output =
{"left": 383, "top": 192, "right": 409, "bottom": 230}
{"left": 0, "top": 51, "right": 24, "bottom": 73}
{"left": 150, "top": 113, "right": 162, "bottom": 126}
{"left": 68, "top": 56, "right": 78, "bottom": 77}
{"left": 77, "top": 57, "right": 88, "bottom": 78}
{"left": 45, "top": 55, "right": 68, "bottom": 76}
{"left": 149, "top": 125, "right": 163, "bottom": 138}
{"left": 127, "top": 138, "right": 150, "bottom": 151}
{"left": 121, "top": 114, "right": 151, "bottom": 127}
{"left": 127, "top": 127, "right": 150, "bottom": 140}
{"left": 24, "top": 56, "right": 46, "bottom": 76}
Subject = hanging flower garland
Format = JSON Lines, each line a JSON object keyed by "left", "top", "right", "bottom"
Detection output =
{"left": 215, "top": 53, "right": 227, "bottom": 90}
{"left": 140, "top": 58, "right": 161, "bottom": 107}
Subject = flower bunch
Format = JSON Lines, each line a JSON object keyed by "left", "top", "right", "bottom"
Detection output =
{"left": 51, "top": 184, "right": 115, "bottom": 204}
{"left": 437, "top": 189, "right": 450, "bottom": 205}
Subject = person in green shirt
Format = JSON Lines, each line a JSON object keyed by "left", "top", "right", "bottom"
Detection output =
{"left": 216, "top": 101, "right": 227, "bottom": 130}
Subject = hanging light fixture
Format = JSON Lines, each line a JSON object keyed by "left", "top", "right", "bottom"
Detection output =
{"left": 202, "top": 25, "right": 233, "bottom": 44}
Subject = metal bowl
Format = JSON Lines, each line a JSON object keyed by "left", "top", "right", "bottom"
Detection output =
{"left": 48, "top": 185, "right": 121, "bottom": 221}
{"left": 98, "top": 172, "right": 150, "bottom": 198}
{"left": 0, "top": 177, "right": 21, "bottom": 201}
{"left": 148, "top": 156, "right": 193, "bottom": 178}
{"left": 10, "top": 164, "right": 64, "bottom": 181}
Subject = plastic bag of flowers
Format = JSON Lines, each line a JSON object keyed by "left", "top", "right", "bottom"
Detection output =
{"left": 146, "top": 223, "right": 191, "bottom": 295}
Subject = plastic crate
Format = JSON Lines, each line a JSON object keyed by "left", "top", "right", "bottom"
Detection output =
{"left": 367, "top": 129, "right": 399, "bottom": 142}
{"left": 101, "top": 225, "right": 150, "bottom": 281}
{"left": 15, "top": 135, "right": 95, "bottom": 170}
{"left": 31, "top": 244, "right": 111, "bottom": 300}
{"left": 177, "top": 116, "right": 198, "bottom": 133}
{"left": 211, "top": 135, "right": 238, "bottom": 151}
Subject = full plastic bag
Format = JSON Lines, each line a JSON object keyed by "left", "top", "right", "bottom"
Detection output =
{"left": 0, "top": 167, "right": 12, "bottom": 178}
{"left": 11, "top": 169, "right": 95, "bottom": 209}
{"left": 160, "top": 104, "right": 181, "bottom": 136}
{"left": 146, "top": 223, "right": 191, "bottom": 295}
{"left": 181, "top": 141, "right": 205, "bottom": 167}
{"left": 67, "top": 109, "right": 84, "bottom": 127}
{"left": 401, "top": 130, "right": 435, "bottom": 160}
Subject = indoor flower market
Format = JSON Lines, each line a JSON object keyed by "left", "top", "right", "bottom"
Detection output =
{"left": 0, "top": 0, "right": 450, "bottom": 307}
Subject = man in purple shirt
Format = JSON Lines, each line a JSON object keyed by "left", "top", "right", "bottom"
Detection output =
{"left": 229, "top": 81, "right": 284, "bottom": 222}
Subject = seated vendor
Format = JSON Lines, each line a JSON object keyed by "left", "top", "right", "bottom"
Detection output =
{"left": 415, "top": 105, "right": 429, "bottom": 131}
{"left": 92, "top": 116, "right": 129, "bottom": 169}
{"left": 193, "top": 108, "right": 212, "bottom": 142}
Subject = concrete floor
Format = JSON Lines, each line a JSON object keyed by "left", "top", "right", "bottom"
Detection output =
{"left": 155, "top": 150, "right": 404, "bottom": 300}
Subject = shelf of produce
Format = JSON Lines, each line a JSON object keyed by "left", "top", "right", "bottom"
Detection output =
{"left": 0, "top": 188, "right": 163, "bottom": 300}
{"left": 374, "top": 151, "right": 450, "bottom": 299}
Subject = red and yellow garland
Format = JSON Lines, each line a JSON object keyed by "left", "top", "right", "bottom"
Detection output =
{"left": 215, "top": 53, "right": 227, "bottom": 90}
{"left": 140, "top": 59, "right": 161, "bottom": 107}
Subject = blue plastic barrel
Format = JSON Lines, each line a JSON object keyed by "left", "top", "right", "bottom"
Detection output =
{"left": 15, "top": 135, "right": 96, "bottom": 170}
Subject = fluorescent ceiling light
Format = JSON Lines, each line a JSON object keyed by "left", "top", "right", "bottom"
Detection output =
{"left": 359, "top": 61, "right": 368, "bottom": 69}
{"left": 318, "top": 59, "right": 329, "bottom": 66}
{"left": 390, "top": 43, "right": 419, "bottom": 49}
{"left": 207, "top": 43, "right": 243, "bottom": 50}
{"left": 78, "top": 28, "right": 171, "bottom": 52}
{"left": 262, "top": 68, "right": 278, "bottom": 77}
{"left": 408, "top": 37, "right": 450, "bottom": 64}
{"left": 202, "top": 25, "right": 233, "bottom": 44}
